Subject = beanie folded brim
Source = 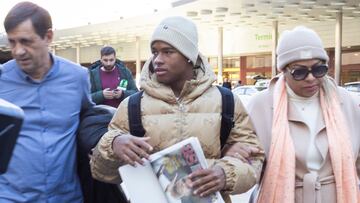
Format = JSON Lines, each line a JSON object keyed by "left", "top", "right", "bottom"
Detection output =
{"left": 151, "top": 25, "right": 198, "bottom": 65}
{"left": 150, "top": 16, "right": 199, "bottom": 65}
{"left": 277, "top": 46, "right": 329, "bottom": 71}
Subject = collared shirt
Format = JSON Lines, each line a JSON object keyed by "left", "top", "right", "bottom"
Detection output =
{"left": 0, "top": 54, "right": 94, "bottom": 202}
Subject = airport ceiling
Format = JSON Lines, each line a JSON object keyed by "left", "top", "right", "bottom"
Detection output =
{"left": 0, "top": 0, "right": 360, "bottom": 51}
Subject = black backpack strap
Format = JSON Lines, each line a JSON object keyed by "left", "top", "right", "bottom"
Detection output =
{"left": 216, "top": 86, "right": 235, "bottom": 149}
{"left": 128, "top": 91, "right": 145, "bottom": 137}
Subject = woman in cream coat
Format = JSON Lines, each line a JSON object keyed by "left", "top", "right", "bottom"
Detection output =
{"left": 247, "top": 26, "right": 360, "bottom": 203}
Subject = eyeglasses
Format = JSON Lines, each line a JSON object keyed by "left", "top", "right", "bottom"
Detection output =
{"left": 287, "top": 64, "right": 328, "bottom": 81}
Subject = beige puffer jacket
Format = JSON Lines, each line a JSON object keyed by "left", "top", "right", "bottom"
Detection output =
{"left": 90, "top": 54, "right": 264, "bottom": 202}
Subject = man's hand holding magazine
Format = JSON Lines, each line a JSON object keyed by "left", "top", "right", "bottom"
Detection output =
{"left": 112, "top": 134, "right": 153, "bottom": 166}
{"left": 188, "top": 165, "right": 226, "bottom": 197}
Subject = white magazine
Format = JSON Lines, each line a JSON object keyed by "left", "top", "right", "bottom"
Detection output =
{"left": 119, "top": 137, "right": 225, "bottom": 203}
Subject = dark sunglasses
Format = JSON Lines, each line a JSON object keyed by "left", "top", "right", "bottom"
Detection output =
{"left": 287, "top": 64, "right": 328, "bottom": 81}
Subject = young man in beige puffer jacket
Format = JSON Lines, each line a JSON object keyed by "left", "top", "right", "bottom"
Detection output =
{"left": 90, "top": 16, "right": 264, "bottom": 203}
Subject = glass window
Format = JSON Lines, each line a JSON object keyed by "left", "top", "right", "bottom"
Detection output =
{"left": 246, "top": 55, "right": 271, "bottom": 68}
{"left": 342, "top": 52, "right": 360, "bottom": 65}
{"left": 222, "top": 57, "right": 240, "bottom": 82}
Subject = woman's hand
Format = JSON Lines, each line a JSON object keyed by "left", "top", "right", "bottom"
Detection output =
{"left": 187, "top": 165, "right": 225, "bottom": 197}
{"left": 112, "top": 134, "right": 153, "bottom": 166}
{"left": 222, "top": 142, "right": 263, "bottom": 163}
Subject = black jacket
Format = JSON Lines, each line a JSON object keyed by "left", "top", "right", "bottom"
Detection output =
{"left": 77, "top": 105, "right": 127, "bottom": 203}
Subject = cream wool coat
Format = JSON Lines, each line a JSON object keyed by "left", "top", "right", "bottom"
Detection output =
{"left": 247, "top": 76, "right": 360, "bottom": 203}
{"left": 90, "top": 55, "right": 264, "bottom": 202}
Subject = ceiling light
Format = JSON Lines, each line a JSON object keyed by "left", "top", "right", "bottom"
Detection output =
{"left": 246, "top": 9, "right": 258, "bottom": 13}
{"left": 273, "top": 5, "right": 285, "bottom": 9}
{"left": 186, "top": 11, "right": 198, "bottom": 17}
{"left": 243, "top": 3, "right": 255, "bottom": 8}
{"left": 258, "top": 0, "right": 271, "bottom": 4}
{"left": 326, "top": 8, "right": 341, "bottom": 13}
{"left": 214, "top": 14, "right": 225, "bottom": 18}
{"left": 216, "top": 7, "right": 228, "bottom": 13}
{"left": 298, "top": 12, "right": 309, "bottom": 17}
{"left": 273, "top": 10, "right": 284, "bottom": 14}
{"left": 287, "top": 2, "right": 300, "bottom": 7}
{"left": 330, "top": 1, "right": 346, "bottom": 6}
{"left": 200, "top": 9, "right": 212, "bottom": 15}
{"left": 342, "top": 5, "right": 357, "bottom": 10}
{"left": 299, "top": 6, "right": 312, "bottom": 11}
{"left": 343, "top": 15, "right": 355, "bottom": 19}
{"left": 319, "top": 14, "right": 333, "bottom": 18}
{"left": 324, "top": 17, "right": 336, "bottom": 21}
{"left": 302, "top": 0, "right": 316, "bottom": 4}
{"left": 171, "top": 0, "right": 197, "bottom": 7}
{"left": 201, "top": 20, "right": 211, "bottom": 23}
{"left": 314, "top": 4, "right": 329, "bottom": 9}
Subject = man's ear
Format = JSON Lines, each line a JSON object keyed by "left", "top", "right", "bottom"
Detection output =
{"left": 44, "top": 28, "right": 53, "bottom": 45}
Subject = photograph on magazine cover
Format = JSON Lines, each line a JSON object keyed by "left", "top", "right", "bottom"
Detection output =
{"left": 151, "top": 142, "right": 216, "bottom": 203}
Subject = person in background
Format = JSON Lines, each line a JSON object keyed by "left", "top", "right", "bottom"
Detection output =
{"left": 246, "top": 26, "right": 360, "bottom": 202}
{"left": 0, "top": 2, "right": 94, "bottom": 202}
{"left": 90, "top": 16, "right": 264, "bottom": 203}
{"left": 89, "top": 46, "right": 138, "bottom": 108}
{"left": 222, "top": 77, "right": 232, "bottom": 90}
{"left": 234, "top": 80, "right": 242, "bottom": 88}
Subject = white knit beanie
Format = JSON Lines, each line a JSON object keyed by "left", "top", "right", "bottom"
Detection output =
{"left": 150, "top": 16, "right": 199, "bottom": 65}
{"left": 277, "top": 26, "right": 329, "bottom": 71}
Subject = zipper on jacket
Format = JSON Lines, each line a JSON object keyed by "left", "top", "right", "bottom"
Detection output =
{"left": 176, "top": 98, "right": 186, "bottom": 135}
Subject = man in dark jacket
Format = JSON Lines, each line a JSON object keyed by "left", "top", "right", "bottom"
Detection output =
{"left": 89, "top": 46, "right": 138, "bottom": 108}
{"left": 222, "top": 77, "right": 232, "bottom": 90}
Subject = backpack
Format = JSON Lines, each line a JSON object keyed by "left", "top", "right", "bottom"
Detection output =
{"left": 128, "top": 86, "right": 234, "bottom": 149}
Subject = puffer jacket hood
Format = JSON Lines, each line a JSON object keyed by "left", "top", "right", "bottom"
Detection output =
{"left": 139, "top": 53, "right": 216, "bottom": 104}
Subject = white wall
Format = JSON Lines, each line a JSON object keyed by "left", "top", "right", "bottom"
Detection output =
{"left": 79, "top": 45, "right": 103, "bottom": 63}
{"left": 114, "top": 40, "right": 150, "bottom": 60}
{"left": 199, "top": 26, "right": 273, "bottom": 56}
{"left": 56, "top": 40, "right": 151, "bottom": 64}
{"left": 56, "top": 48, "right": 76, "bottom": 63}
